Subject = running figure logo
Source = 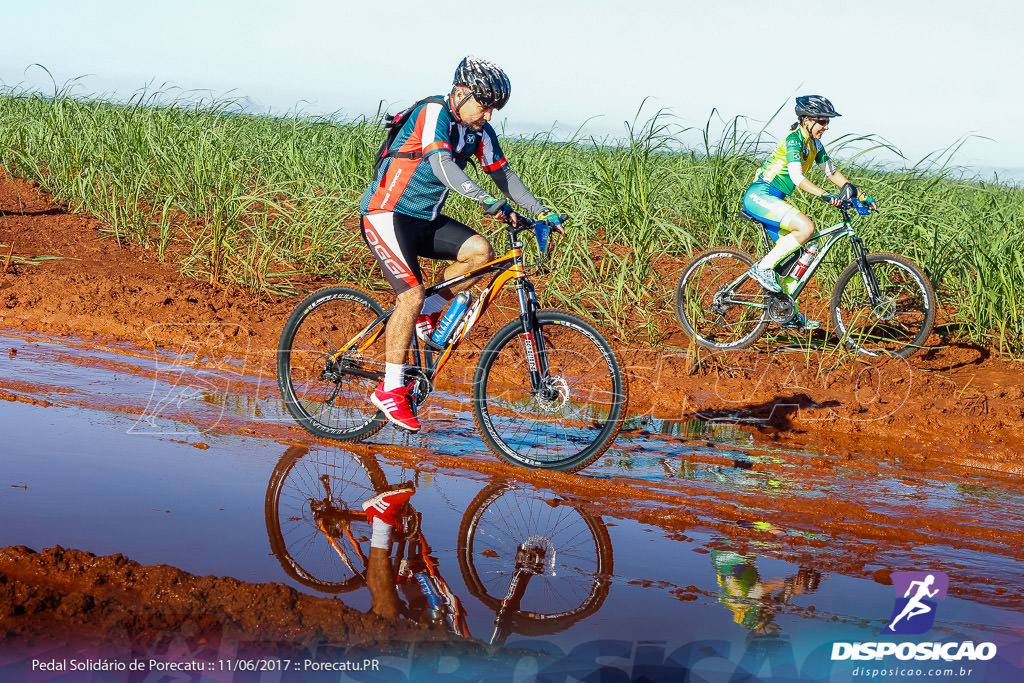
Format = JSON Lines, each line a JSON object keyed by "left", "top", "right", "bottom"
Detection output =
{"left": 883, "top": 571, "right": 949, "bottom": 635}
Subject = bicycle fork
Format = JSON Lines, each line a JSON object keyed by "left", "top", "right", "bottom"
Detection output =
{"left": 514, "top": 280, "right": 549, "bottom": 392}
{"left": 488, "top": 543, "right": 546, "bottom": 646}
{"left": 851, "top": 235, "right": 884, "bottom": 302}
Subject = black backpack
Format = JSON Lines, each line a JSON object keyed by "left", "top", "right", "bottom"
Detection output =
{"left": 373, "top": 96, "right": 476, "bottom": 174}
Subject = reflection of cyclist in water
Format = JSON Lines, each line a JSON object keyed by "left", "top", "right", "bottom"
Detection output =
{"left": 888, "top": 574, "right": 938, "bottom": 631}
{"left": 712, "top": 550, "right": 820, "bottom": 634}
{"left": 362, "top": 483, "right": 417, "bottom": 620}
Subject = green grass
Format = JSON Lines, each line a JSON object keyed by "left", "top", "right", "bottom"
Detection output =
{"left": 0, "top": 86, "right": 1022, "bottom": 355}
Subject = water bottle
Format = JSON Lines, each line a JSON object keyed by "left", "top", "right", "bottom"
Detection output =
{"left": 430, "top": 291, "right": 472, "bottom": 345}
{"left": 789, "top": 242, "right": 819, "bottom": 279}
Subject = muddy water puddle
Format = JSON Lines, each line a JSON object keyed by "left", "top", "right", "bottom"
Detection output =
{"left": 2, "top": 331, "right": 1023, "bottom": 680}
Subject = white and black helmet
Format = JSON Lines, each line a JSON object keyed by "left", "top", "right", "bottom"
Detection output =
{"left": 795, "top": 95, "right": 841, "bottom": 119}
{"left": 453, "top": 56, "right": 511, "bottom": 110}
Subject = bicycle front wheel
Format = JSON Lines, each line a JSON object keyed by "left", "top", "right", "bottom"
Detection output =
{"left": 277, "top": 286, "right": 386, "bottom": 441}
{"left": 830, "top": 252, "right": 936, "bottom": 359}
{"left": 457, "top": 483, "right": 613, "bottom": 636}
{"left": 472, "top": 311, "right": 627, "bottom": 472}
{"left": 675, "top": 247, "right": 768, "bottom": 350}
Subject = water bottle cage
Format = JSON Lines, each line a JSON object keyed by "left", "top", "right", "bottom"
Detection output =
{"left": 789, "top": 244, "right": 819, "bottom": 279}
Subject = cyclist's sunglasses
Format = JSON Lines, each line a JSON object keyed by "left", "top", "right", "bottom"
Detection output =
{"left": 472, "top": 93, "right": 506, "bottom": 110}
{"left": 813, "top": 117, "right": 831, "bottom": 126}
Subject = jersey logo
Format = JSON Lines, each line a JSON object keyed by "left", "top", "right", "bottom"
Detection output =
{"left": 380, "top": 168, "right": 403, "bottom": 210}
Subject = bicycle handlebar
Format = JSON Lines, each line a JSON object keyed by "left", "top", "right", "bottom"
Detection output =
{"left": 818, "top": 195, "right": 878, "bottom": 215}
{"left": 499, "top": 212, "right": 569, "bottom": 269}
{"left": 502, "top": 211, "right": 569, "bottom": 236}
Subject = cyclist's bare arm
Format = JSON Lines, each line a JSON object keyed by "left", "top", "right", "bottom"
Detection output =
{"left": 826, "top": 169, "right": 852, "bottom": 189}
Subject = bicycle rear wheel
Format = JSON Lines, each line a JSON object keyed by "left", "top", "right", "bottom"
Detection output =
{"left": 277, "top": 286, "right": 386, "bottom": 441}
{"left": 830, "top": 252, "right": 936, "bottom": 359}
{"left": 264, "top": 446, "right": 388, "bottom": 592}
{"left": 472, "top": 311, "right": 627, "bottom": 472}
{"left": 675, "top": 247, "right": 768, "bottom": 350}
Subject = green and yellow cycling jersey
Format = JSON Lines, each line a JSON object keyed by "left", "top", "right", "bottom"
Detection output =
{"left": 755, "top": 126, "right": 833, "bottom": 196}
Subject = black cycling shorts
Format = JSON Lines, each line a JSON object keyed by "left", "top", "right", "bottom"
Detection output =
{"left": 361, "top": 212, "right": 478, "bottom": 294}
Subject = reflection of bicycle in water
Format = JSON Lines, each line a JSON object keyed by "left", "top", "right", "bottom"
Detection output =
{"left": 264, "top": 446, "right": 613, "bottom": 645}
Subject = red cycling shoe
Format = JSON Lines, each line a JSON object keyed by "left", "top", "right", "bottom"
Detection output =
{"left": 362, "top": 484, "right": 415, "bottom": 527}
{"left": 371, "top": 382, "right": 421, "bottom": 433}
{"left": 415, "top": 311, "right": 442, "bottom": 343}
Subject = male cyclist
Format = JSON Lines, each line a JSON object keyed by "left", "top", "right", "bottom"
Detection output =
{"left": 360, "top": 55, "right": 560, "bottom": 433}
{"left": 742, "top": 95, "right": 874, "bottom": 330}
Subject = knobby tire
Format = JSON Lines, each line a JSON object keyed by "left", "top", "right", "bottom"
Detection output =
{"left": 277, "top": 286, "right": 386, "bottom": 441}
{"left": 471, "top": 311, "right": 627, "bottom": 472}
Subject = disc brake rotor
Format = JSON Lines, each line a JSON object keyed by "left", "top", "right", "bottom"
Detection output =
{"left": 519, "top": 536, "right": 556, "bottom": 576}
{"left": 871, "top": 296, "right": 897, "bottom": 321}
{"left": 537, "top": 375, "right": 570, "bottom": 412}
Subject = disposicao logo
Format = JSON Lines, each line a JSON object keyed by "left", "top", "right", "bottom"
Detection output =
{"left": 883, "top": 570, "right": 948, "bottom": 635}
{"left": 831, "top": 570, "right": 998, "bottom": 663}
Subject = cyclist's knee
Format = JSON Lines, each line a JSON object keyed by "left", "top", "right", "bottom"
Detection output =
{"left": 459, "top": 235, "right": 494, "bottom": 265}
{"left": 784, "top": 213, "right": 815, "bottom": 241}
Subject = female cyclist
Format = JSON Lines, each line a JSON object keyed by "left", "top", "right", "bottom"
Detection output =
{"left": 743, "top": 95, "right": 873, "bottom": 330}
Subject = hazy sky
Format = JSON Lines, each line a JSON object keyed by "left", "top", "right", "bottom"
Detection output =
{"left": 2, "top": 0, "right": 1022, "bottom": 180}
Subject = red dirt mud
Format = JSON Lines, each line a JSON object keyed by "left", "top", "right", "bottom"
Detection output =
{"left": 2, "top": 172, "right": 1023, "bottom": 650}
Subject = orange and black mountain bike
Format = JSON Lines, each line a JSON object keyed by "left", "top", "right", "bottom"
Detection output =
{"left": 276, "top": 213, "right": 627, "bottom": 473}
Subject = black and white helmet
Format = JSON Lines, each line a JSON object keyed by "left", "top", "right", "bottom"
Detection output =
{"left": 794, "top": 95, "right": 841, "bottom": 118}
{"left": 453, "top": 56, "right": 511, "bottom": 110}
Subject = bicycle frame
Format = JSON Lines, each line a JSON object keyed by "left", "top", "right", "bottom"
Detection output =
{"left": 730, "top": 204, "right": 881, "bottom": 306}
{"left": 396, "top": 531, "right": 471, "bottom": 638}
{"left": 331, "top": 217, "right": 550, "bottom": 390}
